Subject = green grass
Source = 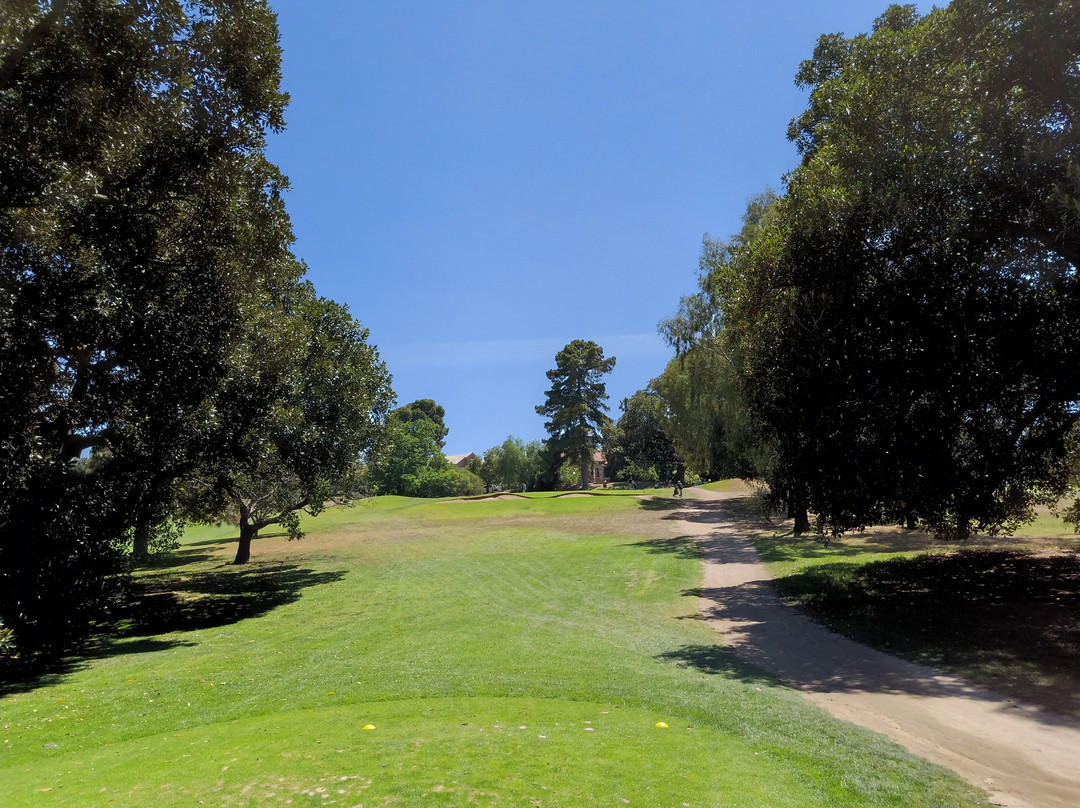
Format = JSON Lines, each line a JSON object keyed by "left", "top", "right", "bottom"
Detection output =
{"left": 739, "top": 499, "right": 1080, "bottom": 717}
{"left": 2, "top": 494, "right": 986, "bottom": 806}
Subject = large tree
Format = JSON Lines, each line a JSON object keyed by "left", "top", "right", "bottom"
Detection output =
{"left": 366, "top": 402, "right": 481, "bottom": 498}
{"left": 687, "top": 2, "right": 1080, "bottom": 538}
{"left": 391, "top": 399, "right": 449, "bottom": 449}
{"left": 536, "top": 339, "right": 616, "bottom": 489}
{"left": 482, "top": 436, "right": 544, "bottom": 491}
{"left": 180, "top": 281, "right": 393, "bottom": 564}
{"left": 659, "top": 194, "right": 778, "bottom": 484}
{"left": 0, "top": 0, "right": 299, "bottom": 653}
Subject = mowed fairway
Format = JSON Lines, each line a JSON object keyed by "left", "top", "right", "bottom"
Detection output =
{"left": 1, "top": 493, "right": 987, "bottom": 807}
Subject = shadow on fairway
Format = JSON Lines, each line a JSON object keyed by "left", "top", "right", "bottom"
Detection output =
{"left": 777, "top": 551, "right": 1080, "bottom": 718}
{"left": 637, "top": 497, "right": 684, "bottom": 512}
{"left": 119, "top": 564, "right": 346, "bottom": 638}
{"left": 655, "top": 643, "right": 779, "bottom": 688}
{"left": 1, "top": 565, "right": 344, "bottom": 694}
{"left": 626, "top": 534, "right": 700, "bottom": 559}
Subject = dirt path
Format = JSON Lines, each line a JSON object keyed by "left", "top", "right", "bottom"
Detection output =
{"left": 681, "top": 487, "right": 1080, "bottom": 808}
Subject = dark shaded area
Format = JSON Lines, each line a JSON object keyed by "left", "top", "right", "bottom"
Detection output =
{"left": 777, "top": 551, "right": 1080, "bottom": 718}
{"left": 117, "top": 564, "right": 346, "bottom": 636}
{"left": 626, "top": 535, "right": 700, "bottom": 559}
{"left": 636, "top": 497, "right": 684, "bottom": 512}
{"left": 655, "top": 643, "right": 779, "bottom": 688}
{"left": 1, "top": 562, "right": 344, "bottom": 694}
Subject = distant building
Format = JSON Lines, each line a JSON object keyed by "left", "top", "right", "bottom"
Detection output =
{"left": 592, "top": 449, "right": 608, "bottom": 484}
{"left": 445, "top": 452, "right": 478, "bottom": 468}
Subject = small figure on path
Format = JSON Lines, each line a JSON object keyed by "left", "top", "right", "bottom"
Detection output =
{"left": 674, "top": 480, "right": 683, "bottom": 497}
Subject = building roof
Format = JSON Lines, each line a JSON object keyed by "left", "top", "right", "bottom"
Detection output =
{"left": 445, "top": 452, "right": 478, "bottom": 468}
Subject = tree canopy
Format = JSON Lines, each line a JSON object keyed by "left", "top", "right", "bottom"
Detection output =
{"left": 391, "top": 399, "right": 449, "bottom": 449}
{"left": 482, "top": 436, "right": 544, "bottom": 491}
{"left": 366, "top": 400, "right": 482, "bottom": 498}
{"left": 179, "top": 281, "right": 394, "bottom": 564}
{"left": 536, "top": 339, "right": 615, "bottom": 489}
{"left": 666, "top": 1, "right": 1080, "bottom": 538}
{"left": 605, "top": 389, "right": 681, "bottom": 485}
{"left": 0, "top": 0, "right": 303, "bottom": 654}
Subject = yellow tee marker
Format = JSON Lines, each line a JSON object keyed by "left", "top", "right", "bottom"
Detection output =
{"left": 362, "top": 724, "right": 376, "bottom": 730}
{"left": 654, "top": 722, "right": 668, "bottom": 728}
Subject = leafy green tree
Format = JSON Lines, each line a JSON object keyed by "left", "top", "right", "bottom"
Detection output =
{"left": 367, "top": 409, "right": 478, "bottom": 498}
{"left": 536, "top": 340, "right": 616, "bottom": 489}
{"left": 658, "top": 194, "right": 779, "bottom": 486}
{"left": 482, "top": 436, "right": 540, "bottom": 491}
{"left": 651, "top": 350, "right": 764, "bottom": 482}
{"left": 0, "top": 0, "right": 297, "bottom": 654}
{"left": 391, "top": 399, "right": 449, "bottom": 449}
{"left": 684, "top": 2, "right": 1080, "bottom": 538}
{"left": 180, "top": 282, "right": 393, "bottom": 564}
{"left": 605, "top": 390, "right": 681, "bottom": 484}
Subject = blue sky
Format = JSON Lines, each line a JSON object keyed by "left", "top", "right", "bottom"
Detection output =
{"left": 265, "top": 1, "right": 934, "bottom": 455}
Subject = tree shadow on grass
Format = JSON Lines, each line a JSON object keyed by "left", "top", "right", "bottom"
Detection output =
{"left": 116, "top": 564, "right": 346, "bottom": 637}
{"left": 1, "top": 563, "right": 345, "bottom": 694}
{"left": 625, "top": 534, "right": 700, "bottom": 559}
{"left": 637, "top": 497, "right": 684, "bottom": 512}
{"left": 778, "top": 550, "right": 1080, "bottom": 718}
{"left": 655, "top": 643, "right": 780, "bottom": 688}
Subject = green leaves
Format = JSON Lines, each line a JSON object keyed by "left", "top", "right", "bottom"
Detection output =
{"left": 666, "top": 0, "right": 1080, "bottom": 539}
{"left": 536, "top": 340, "right": 616, "bottom": 489}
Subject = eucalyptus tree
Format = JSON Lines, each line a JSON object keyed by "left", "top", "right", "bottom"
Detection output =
{"left": 536, "top": 340, "right": 616, "bottom": 489}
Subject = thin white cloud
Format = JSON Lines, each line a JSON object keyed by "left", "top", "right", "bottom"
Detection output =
{"left": 382, "top": 333, "right": 668, "bottom": 370}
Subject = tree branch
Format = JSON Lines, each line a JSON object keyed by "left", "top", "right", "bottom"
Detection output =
{"left": 0, "top": 0, "right": 71, "bottom": 93}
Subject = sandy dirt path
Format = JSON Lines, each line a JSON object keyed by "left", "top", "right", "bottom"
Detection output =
{"left": 681, "top": 487, "right": 1080, "bottom": 808}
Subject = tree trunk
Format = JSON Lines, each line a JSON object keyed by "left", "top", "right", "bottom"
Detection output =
{"left": 132, "top": 522, "right": 150, "bottom": 562}
{"left": 793, "top": 506, "right": 811, "bottom": 535}
{"left": 234, "top": 519, "right": 257, "bottom": 564}
{"left": 791, "top": 482, "right": 810, "bottom": 535}
{"left": 580, "top": 458, "right": 589, "bottom": 490}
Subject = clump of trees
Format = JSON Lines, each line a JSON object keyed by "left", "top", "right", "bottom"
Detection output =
{"left": 366, "top": 400, "right": 484, "bottom": 498}
{"left": 477, "top": 436, "right": 546, "bottom": 491}
{"left": 0, "top": 1, "right": 393, "bottom": 661}
{"left": 604, "top": 389, "right": 682, "bottom": 486}
{"left": 663, "top": 1, "right": 1080, "bottom": 538}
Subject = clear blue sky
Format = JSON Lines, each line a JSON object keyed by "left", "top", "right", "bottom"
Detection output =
{"left": 264, "top": 1, "right": 934, "bottom": 456}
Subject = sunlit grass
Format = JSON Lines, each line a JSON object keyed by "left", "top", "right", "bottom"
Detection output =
{"left": 2, "top": 495, "right": 985, "bottom": 806}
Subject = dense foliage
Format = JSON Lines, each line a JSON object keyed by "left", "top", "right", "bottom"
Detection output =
{"left": 178, "top": 281, "right": 393, "bottom": 563}
{"left": 666, "top": 1, "right": 1080, "bottom": 538}
{"left": 0, "top": 0, "right": 301, "bottom": 655}
{"left": 604, "top": 389, "right": 682, "bottom": 485}
{"left": 535, "top": 339, "right": 616, "bottom": 489}
{"left": 0, "top": 1, "right": 392, "bottom": 659}
{"left": 481, "top": 436, "right": 545, "bottom": 491}
{"left": 367, "top": 401, "right": 482, "bottom": 498}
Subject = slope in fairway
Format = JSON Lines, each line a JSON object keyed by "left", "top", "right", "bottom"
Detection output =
{"left": 1, "top": 493, "right": 986, "bottom": 806}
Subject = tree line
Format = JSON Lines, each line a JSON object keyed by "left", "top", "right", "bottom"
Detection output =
{"left": 0, "top": 1, "right": 394, "bottom": 664}
{"left": 6, "top": 0, "right": 1076, "bottom": 667}
{"left": 660, "top": 1, "right": 1080, "bottom": 539}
